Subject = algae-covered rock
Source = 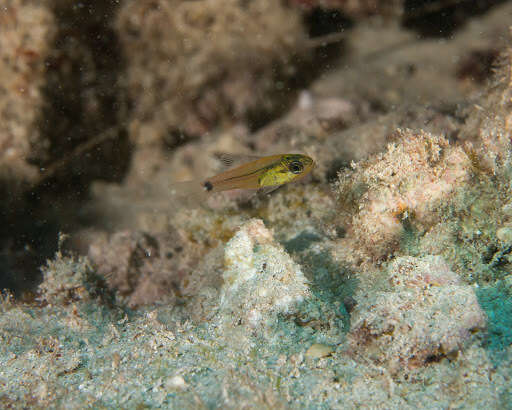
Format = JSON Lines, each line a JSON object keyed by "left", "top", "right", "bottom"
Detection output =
{"left": 38, "top": 252, "right": 97, "bottom": 306}
{"left": 333, "top": 130, "right": 472, "bottom": 262}
{"left": 88, "top": 230, "right": 183, "bottom": 307}
{"left": 0, "top": 0, "right": 56, "bottom": 194}
{"left": 117, "top": 0, "right": 307, "bottom": 147}
{"left": 219, "top": 219, "right": 310, "bottom": 330}
{"left": 348, "top": 256, "right": 486, "bottom": 373}
{"left": 460, "top": 47, "right": 512, "bottom": 175}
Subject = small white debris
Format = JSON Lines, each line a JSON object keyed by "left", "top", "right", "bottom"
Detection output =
{"left": 305, "top": 343, "right": 334, "bottom": 359}
{"left": 165, "top": 375, "right": 187, "bottom": 391}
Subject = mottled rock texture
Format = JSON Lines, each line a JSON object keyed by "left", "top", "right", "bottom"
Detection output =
{"left": 349, "top": 256, "right": 486, "bottom": 373}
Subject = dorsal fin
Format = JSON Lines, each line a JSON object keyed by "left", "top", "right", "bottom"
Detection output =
{"left": 213, "top": 152, "right": 263, "bottom": 170}
{"left": 206, "top": 155, "right": 283, "bottom": 187}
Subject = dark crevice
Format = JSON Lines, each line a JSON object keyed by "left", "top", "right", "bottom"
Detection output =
{"left": 456, "top": 48, "right": 501, "bottom": 84}
{"left": 325, "top": 158, "right": 351, "bottom": 183}
{"left": 305, "top": 8, "right": 354, "bottom": 38}
{"left": 245, "top": 7, "right": 354, "bottom": 132}
{"left": 403, "top": 0, "right": 506, "bottom": 38}
{"left": 305, "top": 7, "right": 354, "bottom": 74}
{"left": 38, "top": 0, "right": 131, "bottom": 186}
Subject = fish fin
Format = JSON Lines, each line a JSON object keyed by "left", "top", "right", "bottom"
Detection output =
{"left": 207, "top": 154, "right": 284, "bottom": 187}
{"left": 239, "top": 185, "right": 281, "bottom": 203}
{"left": 214, "top": 152, "right": 263, "bottom": 170}
{"left": 257, "top": 184, "right": 282, "bottom": 196}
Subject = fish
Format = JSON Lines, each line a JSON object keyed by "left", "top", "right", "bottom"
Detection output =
{"left": 170, "top": 153, "right": 315, "bottom": 200}
{"left": 202, "top": 153, "right": 315, "bottom": 193}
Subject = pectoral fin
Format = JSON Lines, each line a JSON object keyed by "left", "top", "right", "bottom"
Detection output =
{"left": 257, "top": 184, "right": 282, "bottom": 196}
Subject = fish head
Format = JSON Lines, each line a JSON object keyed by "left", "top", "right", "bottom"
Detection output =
{"left": 258, "top": 154, "right": 315, "bottom": 187}
{"left": 281, "top": 154, "right": 315, "bottom": 179}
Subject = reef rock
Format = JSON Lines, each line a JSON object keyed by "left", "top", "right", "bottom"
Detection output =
{"left": 0, "top": 1, "right": 56, "bottom": 195}
{"left": 117, "top": 0, "right": 306, "bottom": 145}
{"left": 334, "top": 130, "right": 472, "bottom": 261}
{"left": 348, "top": 255, "right": 486, "bottom": 373}
{"left": 219, "top": 219, "right": 310, "bottom": 332}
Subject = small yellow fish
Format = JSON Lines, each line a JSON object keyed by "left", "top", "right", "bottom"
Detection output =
{"left": 201, "top": 154, "right": 315, "bottom": 193}
{"left": 171, "top": 154, "right": 315, "bottom": 201}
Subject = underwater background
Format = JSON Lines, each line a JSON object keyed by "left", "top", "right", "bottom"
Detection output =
{"left": 1, "top": 0, "right": 512, "bottom": 408}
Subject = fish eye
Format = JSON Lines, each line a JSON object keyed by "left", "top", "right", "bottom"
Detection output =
{"left": 288, "top": 160, "right": 304, "bottom": 174}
